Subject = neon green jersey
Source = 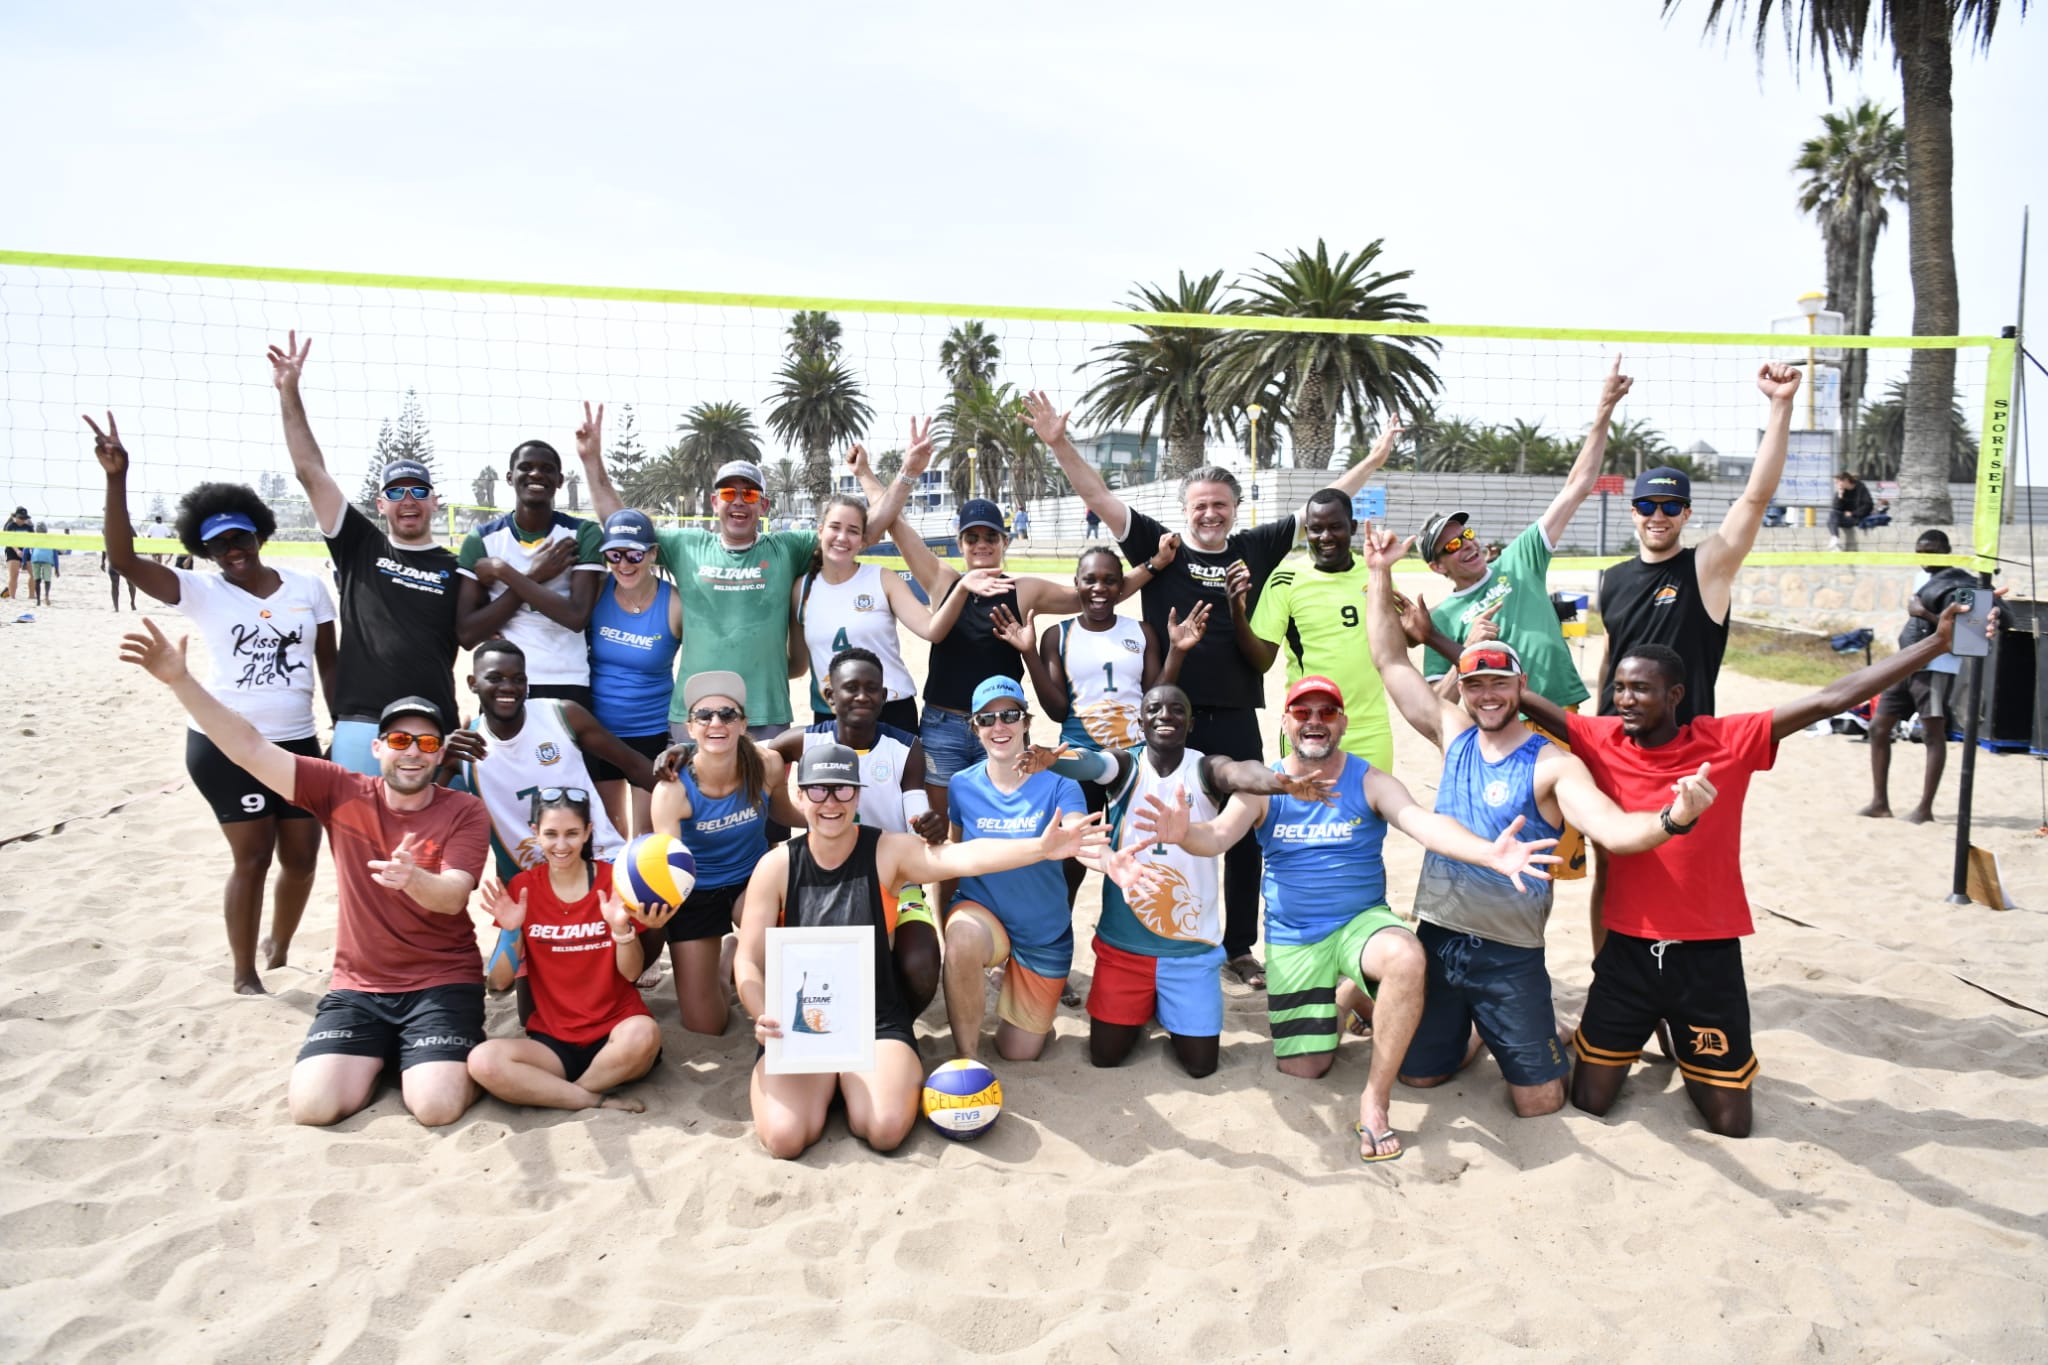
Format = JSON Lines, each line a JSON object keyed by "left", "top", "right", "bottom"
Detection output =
{"left": 1248, "top": 554, "right": 1392, "bottom": 772}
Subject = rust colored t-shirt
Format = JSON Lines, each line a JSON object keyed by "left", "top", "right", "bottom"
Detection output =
{"left": 291, "top": 757, "right": 492, "bottom": 992}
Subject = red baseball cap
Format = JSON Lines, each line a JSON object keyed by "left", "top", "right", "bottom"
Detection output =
{"left": 1284, "top": 675, "right": 1345, "bottom": 709}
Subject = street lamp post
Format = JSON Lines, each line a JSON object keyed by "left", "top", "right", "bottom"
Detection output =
{"left": 1797, "top": 291, "right": 1823, "bottom": 436}
{"left": 1246, "top": 404, "right": 1264, "bottom": 528}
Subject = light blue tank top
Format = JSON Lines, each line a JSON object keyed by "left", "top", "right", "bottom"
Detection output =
{"left": 1255, "top": 754, "right": 1388, "bottom": 944}
{"left": 673, "top": 760, "right": 771, "bottom": 890}
{"left": 588, "top": 578, "right": 679, "bottom": 737}
{"left": 1414, "top": 728, "right": 1561, "bottom": 950}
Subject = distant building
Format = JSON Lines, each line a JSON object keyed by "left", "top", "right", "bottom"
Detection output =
{"left": 1077, "top": 430, "right": 1161, "bottom": 488}
{"left": 1690, "top": 439, "right": 1750, "bottom": 482}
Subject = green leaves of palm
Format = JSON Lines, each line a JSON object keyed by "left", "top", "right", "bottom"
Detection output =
{"left": 1078, "top": 270, "right": 1239, "bottom": 480}
{"left": 766, "top": 353, "right": 872, "bottom": 510}
{"left": 938, "top": 379, "right": 1051, "bottom": 506}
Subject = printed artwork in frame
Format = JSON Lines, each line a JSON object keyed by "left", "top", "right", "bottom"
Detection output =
{"left": 763, "top": 926, "right": 877, "bottom": 1075}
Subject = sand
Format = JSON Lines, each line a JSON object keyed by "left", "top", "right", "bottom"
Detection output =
{"left": 3, "top": 567, "right": 2046, "bottom": 1363}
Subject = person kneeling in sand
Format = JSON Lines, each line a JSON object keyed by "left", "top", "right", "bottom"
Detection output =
{"left": 737, "top": 744, "right": 1146, "bottom": 1160}
{"left": 468, "top": 789, "right": 668, "bottom": 1113}
{"left": 1135, "top": 675, "right": 1557, "bottom": 1163}
{"left": 1362, "top": 525, "right": 1716, "bottom": 1118}
{"left": 121, "top": 620, "right": 492, "bottom": 1129}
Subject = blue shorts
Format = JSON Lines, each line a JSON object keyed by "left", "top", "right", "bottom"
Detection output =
{"left": 1402, "top": 921, "right": 1569, "bottom": 1087}
{"left": 919, "top": 707, "right": 979, "bottom": 788}
{"left": 330, "top": 719, "right": 381, "bottom": 776}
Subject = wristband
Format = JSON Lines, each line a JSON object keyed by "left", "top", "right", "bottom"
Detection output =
{"left": 487, "top": 927, "right": 520, "bottom": 974}
{"left": 611, "top": 930, "right": 638, "bottom": 944}
{"left": 902, "top": 790, "right": 932, "bottom": 822}
{"left": 1658, "top": 804, "right": 1697, "bottom": 836}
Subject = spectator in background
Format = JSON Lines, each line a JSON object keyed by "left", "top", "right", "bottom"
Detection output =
{"left": 3, "top": 505, "right": 30, "bottom": 599}
{"left": 1829, "top": 472, "right": 1874, "bottom": 552}
{"left": 1859, "top": 530, "right": 1975, "bottom": 823}
{"left": 27, "top": 526, "right": 57, "bottom": 606}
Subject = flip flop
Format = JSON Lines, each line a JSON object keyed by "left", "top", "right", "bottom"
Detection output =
{"left": 1223, "top": 954, "right": 1267, "bottom": 991}
{"left": 1353, "top": 1123, "right": 1404, "bottom": 1164}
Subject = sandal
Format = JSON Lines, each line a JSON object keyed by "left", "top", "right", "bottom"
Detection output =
{"left": 1223, "top": 954, "right": 1267, "bottom": 991}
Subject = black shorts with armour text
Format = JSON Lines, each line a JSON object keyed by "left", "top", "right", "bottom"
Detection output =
{"left": 297, "top": 983, "right": 486, "bottom": 1070}
{"left": 1573, "top": 931, "right": 1758, "bottom": 1091}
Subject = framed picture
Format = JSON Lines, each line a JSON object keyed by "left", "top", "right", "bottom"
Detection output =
{"left": 763, "top": 926, "right": 876, "bottom": 1075}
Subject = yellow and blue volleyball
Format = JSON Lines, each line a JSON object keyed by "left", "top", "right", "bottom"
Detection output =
{"left": 921, "top": 1059, "right": 1002, "bottom": 1141}
{"left": 613, "top": 833, "right": 697, "bottom": 913}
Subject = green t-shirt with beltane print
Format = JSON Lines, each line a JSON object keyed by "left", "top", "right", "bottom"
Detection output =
{"left": 1422, "top": 521, "right": 1589, "bottom": 709}
{"left": 653, "top": 526, "right": 818, "bottom": 727}
{"left": 1247, "top": 554, "right": 1393, "bottom": 773}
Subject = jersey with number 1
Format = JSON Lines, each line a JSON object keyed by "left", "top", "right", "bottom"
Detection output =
{"left": 1247, "top": 556, "right": 1392, "bottom": 772}
{"left": 1056, "top": 616, "right": 1147, "bottom": 751}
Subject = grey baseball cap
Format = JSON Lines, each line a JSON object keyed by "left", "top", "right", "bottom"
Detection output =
{"left": 380, "top": 459, "right": 434, "bottom": 489}
{"left": 682, "top": 671, "right": 748, "bottom": 713}
{"left": 796, "top": 743, "right": 864, "bottom": 788}
{"left": 713, "top": 460, "right": 766, "bottom": 490}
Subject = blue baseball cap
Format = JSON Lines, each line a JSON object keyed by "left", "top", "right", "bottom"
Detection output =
{"left": 957, "top": 498, "right": 1007, "bottom": 534}
{"left": 971, "top": 675, "right": 1028, "bottom": 713}
{"left": 601, "top": 508, "right": 657, "bottom": 552}
{"left": 198, "top": 512, "right": 259, "bottom": 543}
{"left": 1632, "top": 467, "right": 1692, "bottom": 502}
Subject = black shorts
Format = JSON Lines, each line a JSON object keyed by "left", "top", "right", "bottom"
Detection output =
{"left": 1875, "top": 669, "right": 1952, "bottom": 724}
{"left": 529, "top": 1026, "right": 663, "bottom": 1084}
{"left": 186, "top": 729, "right": 321, "bottom": 824}
{"left": 666, "top": 880, "right": 747, "bottom": 943}
{"left": 1573, "top": 932, "right": 1758, "bottom": 1091}
{"left": 297, "top": 982, "right": 486, "bottom": 1070}
{"left": 528, "top": 683, "right": 596, "bottom": 711}
{"left": 810, "top": 697, "right": 921, "bottom": 733}
{"left": 587, "top": 730, "right": 669, "bottom": 784}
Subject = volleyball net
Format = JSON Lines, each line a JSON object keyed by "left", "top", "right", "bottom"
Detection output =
{"left": 0, "top": 250, "right": 2016, "bottom": 573}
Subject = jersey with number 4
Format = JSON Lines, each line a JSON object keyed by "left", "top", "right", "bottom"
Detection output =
{"left": 1247, "top": 556, "right": 1392, "bottom": 771}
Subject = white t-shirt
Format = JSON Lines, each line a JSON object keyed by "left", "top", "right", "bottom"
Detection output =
{"left": 174, "top": 566, "right": 335, "bottom": 741}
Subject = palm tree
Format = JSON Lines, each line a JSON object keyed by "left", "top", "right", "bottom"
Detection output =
{"left": 873, "top": 448, "right": 905, "bottom": 483}
{"left": 1666, "top": 0, "right": 2022, "bottom": 522}
{"left": 655, "top": 400, "right": 762, "bottom": 515}
{"left": 787, "top": 311, "right": 843, "bottom": 362}
{"left": 1078, "top": 270, "right": 1238, "bottom": 480}
{"left": 1604, "top": 416, "right": 1681, "bottom": 480}
{"left": 937, "top": 379, "right": 1053, "bottom": 506}
{"left": 766, "top": 351, "right": 873, "bottom": 512}
{"left": 1850, "top": 376, "right": 1979, "bottom": 481}
{"left": 768, "top": 457, "right": 803, "bottom": 510}
{"left": 1207, "top": 240, "right": 1441, "bottom": 469}
{"left": 1794, "top": 99, "right": 1908, "bottom": 442}
{"left": 939, "top": 322, "right": 1002, "bottom": 401}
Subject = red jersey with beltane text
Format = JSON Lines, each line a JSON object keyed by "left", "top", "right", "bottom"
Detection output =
{"left": 291, "top": 757, "right": 491, "bottom": 993}
{"left": 509, "top": 861, "right": 650, "bottom": 1044}
{"left": 1564, "top": 710, "right": 1779, "bottom": 940}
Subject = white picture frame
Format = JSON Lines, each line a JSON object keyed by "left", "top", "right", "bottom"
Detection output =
{"left": 762, "top": 926, "right": 877, "bottom": 1075}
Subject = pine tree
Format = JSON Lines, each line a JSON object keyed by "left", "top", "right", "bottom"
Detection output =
{"left": 607, "top": 403, "right": 649, "bottom": 505}
{"left": 359, "top": 390, "right": 438, "bottom": 512}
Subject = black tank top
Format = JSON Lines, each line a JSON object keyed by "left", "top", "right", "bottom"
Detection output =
{"left": 925, "top": 580, "right": 1023, "bottom": 710}
{"left": 1597, "top": 547, "right": 1727, "bottom": 724}
{"left": 783, "top": 826, "right": 911, "bottom": 1037}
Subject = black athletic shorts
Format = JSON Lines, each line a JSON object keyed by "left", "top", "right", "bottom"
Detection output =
{"left": 528, "top": 683, "right": 596, "bottom": 711}
{"left": 586, "top": 730, "right": 669, "bottom": 784}
{"left": 810, "top": 697, "right": 921, "bottom": 734}
{"left": 1875, "top": 669, "right": 1953, "bottom": 724}
{"left": 665, "top": 880, "right": 747, "bottom": 943}
{"left": 1573, "top": 932, "right": 1758, "bottom": 1091}
{"left": 529, "top": 1026, "right": 663, "bottom": 1084}
{"left": 186, "top": 729, "right": 321, "bottom": 824}
{"left": 297, "top": 982, "right": 486, "bottom": 1070}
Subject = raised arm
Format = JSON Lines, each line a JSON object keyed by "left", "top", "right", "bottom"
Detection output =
{"left": 1313, "top": 414, "right": 1403, "bottom": 515}
{"left": 882, "top": 809, "right": 1111, "bottom": 887}
{"left": 1363, "top": 525, "right": 1458, "bottom": 749}
{"left": 1696, "top": 363, "right": 1801, "bottom": 615}
{"left": 86, "top": 413, "right": 182, "bottom": 603}
{"left": 119, "top": 618, "right": 298, "bottom": 798}
{"left": 1771, "top": 601, "right": 1994, "bottom": 742}
{"left": 1132, "top": 785, "right": 1267, "bottom": 859}
{"left": 573, "top": 402, "right": 622, "bottom": 520}
{"left": 267, "top": 332, "right": 347, "bottom": 536}
{"left": 857, "top": 417, "right": 931, "bottom": 546}
{"left": 1024, "top": 391, "right": 1132, "bottom": 540}
{"left": 1537, "top": 354, "right": 1633, "bottom": 545}
{"left": 1226, "top": 560, "right": 1280, "bottom": 674}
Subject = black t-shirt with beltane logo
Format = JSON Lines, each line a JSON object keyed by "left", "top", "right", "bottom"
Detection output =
{"left": 1597, "top": 547, "right": 1726, "bottom": 725}
{"left": 1120, "top": 507, "right": 1298, "bottom": 711}
{"left": 325, "top": 504, "right": 461, "bottom": 725}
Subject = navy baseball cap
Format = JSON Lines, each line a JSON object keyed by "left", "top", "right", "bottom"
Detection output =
{"left": 198, "top": 512, "right": 259, "bottom": 543}
{"left": 971, "top": 675, "right": 1028, "bottom": 712}
{"left": 957, "top": 498, "right": 1007, "bottom": 534}
{"left": 601, "top": 508, "right": 658, "bottom": 552}
{"left": 1632, "top": 467, "right": 1692, "bottom": 502}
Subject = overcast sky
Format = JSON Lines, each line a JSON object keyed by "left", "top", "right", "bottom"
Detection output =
{"left": 2, "top": 1, "right": 2040, "bottom": 513}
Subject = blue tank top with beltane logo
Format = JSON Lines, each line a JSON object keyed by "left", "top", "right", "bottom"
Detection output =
{"left": 1255, "top": 753, "right": 1387, "bottom": 945}
{"left": 1414, "top": 728, "right": 1561, "bottom": 951}
{"left": 588, "top": 578, "right": 680, "bottom": 738}
{"left": 672, "top": 760, "right": 771, "bottom": 890}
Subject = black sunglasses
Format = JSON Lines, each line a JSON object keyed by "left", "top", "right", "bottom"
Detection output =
{"left": 604, "top": 548, "right": 648, "bottom": 565}
{"left": 971, "top": 708, "right": 1027, "bottom": 728}
{"left": 204, "top": 529, "right": 258, "bottom": 556}
{"left": 801, "top": 783, "right": 858, "bottom": 803}
{"left": 689, "top": 706, "right": 744, "bottom": 724}
{"left": 1632, "top": 498, "right": 1689, "bottom": 518}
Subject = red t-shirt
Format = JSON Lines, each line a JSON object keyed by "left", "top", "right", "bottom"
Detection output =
{"left": 291, "top": 757, "right": 492, "bottom": 992}
{"left": 1564, "top": 710, "right": 1779, "bottom": 940}
{"left": 509, "top": 861, "right": 651, "bottom": 1044}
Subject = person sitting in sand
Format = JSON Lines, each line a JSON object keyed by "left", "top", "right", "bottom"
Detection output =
{"left": 121, "top": 619, "right": 491, "bottom": 1129}
{"left": 737, "top": 744, "right": 1139, "bottom": 1160}
{"left": 1134, "top": 674, "right": 1558, "bottom": 1163}
{"left": 468, "top": 788, "right": 668, "bottom": 1114}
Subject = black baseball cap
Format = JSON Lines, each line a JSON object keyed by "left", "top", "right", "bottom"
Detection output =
{"left": 377, "top": 696, "right": 447, "bottom": 734}
{"left": 1632, "top": 467, "right": 1692, "bottom": 502}
{"left": 796, "top": 743, "right": 864, "bottom": 788}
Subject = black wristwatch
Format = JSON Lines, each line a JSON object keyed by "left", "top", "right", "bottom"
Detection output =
{"left": 1659, "top": 804, "right": 1697, "bottom": 836}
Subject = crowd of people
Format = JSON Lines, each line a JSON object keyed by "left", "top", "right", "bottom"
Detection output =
{"left": 88, "top": 335, "right": 1998, "bottom": 1163}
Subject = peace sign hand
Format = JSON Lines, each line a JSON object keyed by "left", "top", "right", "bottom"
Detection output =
{"left": 574, "top": 401, "right": 605, "bottom": 465}
{"left": 266, "top": 330, "right": 312, "bottom": 391}
{"left": 83, "top": 413, "right": 129, "bottom": 478}
{"left": 903, "top": 416, "right": 938, "bottom": 477}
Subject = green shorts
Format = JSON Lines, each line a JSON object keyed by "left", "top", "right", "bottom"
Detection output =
{"left": 1266, "top": 905, "right": 1410, "bottom": 1058}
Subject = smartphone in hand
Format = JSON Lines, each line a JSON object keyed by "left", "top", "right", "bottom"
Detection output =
{"left": 1951, "top": 588, "right": 1994, "bottom": 659}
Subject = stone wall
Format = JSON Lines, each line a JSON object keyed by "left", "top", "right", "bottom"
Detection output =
{"left": 1730, "top": 563, "right": 1919, "bottom": 633}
